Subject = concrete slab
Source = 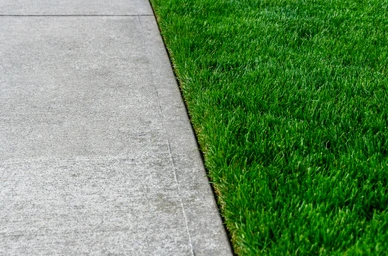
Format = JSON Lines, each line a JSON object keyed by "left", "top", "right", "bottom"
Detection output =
{"left": 0, "top": 9, "right": 233, "bottom": 256}
{"left": 0, "top": 0, "right": 153, "bottom": 15}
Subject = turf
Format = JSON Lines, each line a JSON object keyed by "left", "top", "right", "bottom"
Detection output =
{"left": 149, "top": 0, "right": 388, "bottom": 255}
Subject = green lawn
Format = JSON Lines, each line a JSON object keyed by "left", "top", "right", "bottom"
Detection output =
{"left": 149, "top": 0, "right": 388, "bottom": 255}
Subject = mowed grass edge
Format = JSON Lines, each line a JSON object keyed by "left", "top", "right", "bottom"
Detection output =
{"left": 149, "top": 0, "right": 388, "bottom": 255}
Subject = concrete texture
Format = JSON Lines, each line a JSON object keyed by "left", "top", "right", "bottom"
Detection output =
{"left": 0, "top": 0, "right": 153, "bottom": 15}
{"left": 0, "top": 2, "right": 233, "bottom": 256}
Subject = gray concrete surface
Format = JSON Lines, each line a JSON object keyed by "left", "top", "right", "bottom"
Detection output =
{"left": 0, "top": 0, "right": 152, "bottom": 15}
{"left": 0, "top": 1, "right": 233, "bottom": 255}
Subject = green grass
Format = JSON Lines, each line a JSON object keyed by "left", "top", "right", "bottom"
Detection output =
{"left": 149, "top": 0, "right": 388, "bottom": 255}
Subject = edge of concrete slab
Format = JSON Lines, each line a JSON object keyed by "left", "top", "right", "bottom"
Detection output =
{"left": 139, "top": 8, "right": 235, "bottom": 256}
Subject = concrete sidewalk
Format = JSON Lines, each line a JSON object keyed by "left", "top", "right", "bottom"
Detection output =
{"left": 0, "top": 1, "right": 233, "bottom": 255}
